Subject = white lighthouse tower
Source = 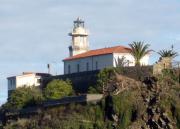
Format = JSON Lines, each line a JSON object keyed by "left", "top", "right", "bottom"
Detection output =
{"left": 68, "top": 17, "right": 89, "bottom": 57}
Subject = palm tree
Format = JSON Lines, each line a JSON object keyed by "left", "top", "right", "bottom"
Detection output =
{"left": 158, "top": 49, "right": 178, "bottom": 58}
{"left": 129, "top": 41, "right": 151, "bottom": 66}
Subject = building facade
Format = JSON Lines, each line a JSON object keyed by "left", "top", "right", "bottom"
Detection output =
{"left": 63, "top": 46, "right": 149, "bottom": 74}
{"left": 7, "top": 72, "right": 50, "bottom": 96}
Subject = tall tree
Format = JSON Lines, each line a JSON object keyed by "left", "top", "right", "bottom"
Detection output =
{"left": 129, "top": 41, "right": 151, "bottom": 66}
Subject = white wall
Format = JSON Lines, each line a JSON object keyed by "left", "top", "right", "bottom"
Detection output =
{"left": 140, "top": 54, "right": 150, "bottom": 66}
{"left": 64, "top": 53, "right": 150, "bottom": 74}
{"left": 113, "top": 53, "right": 135, "bottom": 67}
{"left": 16, "top": 74, "right": 41, "bottom": 88}
{"left": 8, "top": 74, "right": 41, "bottom": 91}
{"left": 64, "top": 54, "right": 113, "bottom": 74}
{"left": 113, "top": 53, "right": 150, "bottom": 67}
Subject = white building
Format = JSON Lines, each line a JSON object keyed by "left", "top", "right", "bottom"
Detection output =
{"left": 63, "top": 18, "right": 150, "bottom": 74}
{"left": 7, "top": 72, "right": 50, "bottom": 96}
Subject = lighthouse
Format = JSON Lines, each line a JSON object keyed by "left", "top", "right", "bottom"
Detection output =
{"left": 68, "top": 17, "right": 89, "bottom": 57}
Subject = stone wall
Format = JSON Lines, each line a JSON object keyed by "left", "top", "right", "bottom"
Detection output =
{"left": 153, "top": 57, "right": 172, "bottom": 75}
{"left": 122, "top": 66, "right": 153, "bottom": 80}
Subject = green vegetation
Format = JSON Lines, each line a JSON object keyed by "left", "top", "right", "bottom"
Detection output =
{"left": 3, "top": 103, "right": 106, "bottom": 129}
{"left": 2, "top": 77, "right": 180, "bottom": 129}
{"left": 158, "top": 69, "right": 179, "bottom": 83}
{"left": 44, "top": 79, "right": 73, "bottom": 100}
{"left": 3, "top": 93, "right": 143, "bottom": 129}
{"left": 156, "top": 68, "right": 180, "bottom": 128}
{"left": 128, "top": 41, "right": 151, "bottom": 66}
{"left": 175, "top": 106, "right": 180, "bottom": 128}
{"left": 88, "top": 68, "right": 115, "bottom": 94}
{"left": 2, "top": 88, "right": 147, "bottom": 129}
{"left": 1, "top": 64, "right": 180, "bottom": 128}
{"left": 1, "top": 79, "right": 73, "bottom": 110}
{"left": 88, "top": 67, "right": 127, "bottom": 94}
{"left": 2, "top": 86, "right": 43, "bottom": 110}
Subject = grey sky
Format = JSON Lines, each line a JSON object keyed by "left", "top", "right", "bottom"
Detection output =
{"left": 0, "top": 0, "right": 180, "bottom": 105}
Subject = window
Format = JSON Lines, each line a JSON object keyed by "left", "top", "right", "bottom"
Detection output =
{"left": 9, "top": 79, "right": 16, "bottom": 88}
{"left": 37, "top": 79, "right": 41, "bottom": 84}
{"left": 68, "top": 65, "right": 71, "bottom": 74}
{"left": 77, "top": 64, "right": 80, "bottom": 72}
{"left": 10, "top": 80, "right": 13, "bottom": 86}
{"left": 86, "top": 62, "right": 89, "bottom": 71}
{"left": 10, "top": 79, "right": 14, "bottom": 86}
{"left": 95, "top": 61, "right": 98, "bottom": 70}
{"left": 13, "top": 79, "right": 16, "bottom": 85}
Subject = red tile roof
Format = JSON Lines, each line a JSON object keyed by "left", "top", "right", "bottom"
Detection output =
{"left": 63, "top": 45, "right": 131, "bottom": 61}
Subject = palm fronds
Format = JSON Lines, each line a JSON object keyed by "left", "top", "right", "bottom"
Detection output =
{"left": 128, "top": 41, "right": 151, "bottom": 66}
{"left": 158, "top": 49, "right": 178, "bottom": 58}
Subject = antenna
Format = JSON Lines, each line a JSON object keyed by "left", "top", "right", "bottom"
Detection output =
{"left": 47, "top": 64, "right": 50, "bottom": 74}
{"left": 171, "top": 44, "right": 174, "bottom": 51}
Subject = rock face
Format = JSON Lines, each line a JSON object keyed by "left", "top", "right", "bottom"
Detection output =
{"left": 104, "top": 73, "right": 141, "bottom": 95}
{"left": 141, "top": 77, "right": 174, "bottom": 129}
{"left": 104, "top": 73, "right": 178, "bottom": 129}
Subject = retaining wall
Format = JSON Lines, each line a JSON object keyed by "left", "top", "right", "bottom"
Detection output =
{"left": 42, "top": 66, "right": 153, "bottom": 93}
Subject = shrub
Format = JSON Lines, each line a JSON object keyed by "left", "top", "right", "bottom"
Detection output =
{"left": 161, "top": 69, "right": 179, "bottom": 82}
{"left": 87, "top": 86, "right": 98, "bottom": 94}
{"left": 44, "top": 79, "right": 73, "bottom": 100}
{"left": 3, "top": 86, "right": 43, "bottom": 110}
{"left": 112, "top": 89, "right": 145, "bottom": 129}
{"left": 112, "top": 93, "right": 133, "bottom": 128}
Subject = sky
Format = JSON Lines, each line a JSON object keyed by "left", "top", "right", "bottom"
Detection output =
{"left": 0, "top": 0, "right": 180, "bottom": 105}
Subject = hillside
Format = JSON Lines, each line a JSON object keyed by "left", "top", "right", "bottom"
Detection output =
{"left": 1, "top": 68, "right": 180, "bottom": 129}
